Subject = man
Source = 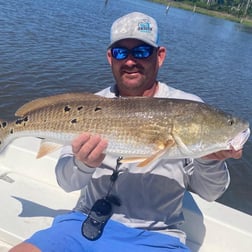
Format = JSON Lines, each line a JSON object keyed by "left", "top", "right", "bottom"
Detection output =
{"left": 10, "top": 12, "right": 242, "bottom": 252}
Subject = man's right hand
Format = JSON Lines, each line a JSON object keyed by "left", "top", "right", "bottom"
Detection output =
{"left": 72, "top": 133, "right": 108, "bottom": 168}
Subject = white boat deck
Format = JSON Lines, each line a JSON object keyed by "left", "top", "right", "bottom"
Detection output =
{"left": 0, "top": 137, "right": 251, "bottom": 251}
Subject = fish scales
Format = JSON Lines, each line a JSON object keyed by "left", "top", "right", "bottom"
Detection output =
{"left": 0, "top": 93, "right": 250, "bottom": 166}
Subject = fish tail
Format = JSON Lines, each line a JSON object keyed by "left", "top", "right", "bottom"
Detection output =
{"left": 0, "top": 120, "right": 14, "bottom": 153}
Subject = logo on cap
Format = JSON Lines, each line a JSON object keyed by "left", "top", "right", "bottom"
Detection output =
{"left": 137, "top": 20, "right": 153, "bottom": 33}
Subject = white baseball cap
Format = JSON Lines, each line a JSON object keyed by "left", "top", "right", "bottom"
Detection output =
{"left": 109, "top": 12, "right": 159, "bottom": 48}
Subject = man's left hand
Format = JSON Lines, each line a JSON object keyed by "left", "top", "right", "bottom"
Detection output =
{"left": 203, "top": 148, "right": 243, "bottom": 161}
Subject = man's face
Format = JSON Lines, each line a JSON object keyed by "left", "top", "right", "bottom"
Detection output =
{"left": 107, "top": 39, "right": 166, "bottom": 96}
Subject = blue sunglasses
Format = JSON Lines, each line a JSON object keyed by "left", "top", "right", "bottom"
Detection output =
{"left": 111, "top": 45, "right": 154, "bottom": 60}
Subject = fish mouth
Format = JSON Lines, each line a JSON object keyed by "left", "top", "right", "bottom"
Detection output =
{"left": 228, "top": 128, "right": 250, "bottom": 150}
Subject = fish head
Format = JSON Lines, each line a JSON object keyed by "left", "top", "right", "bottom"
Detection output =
{"left": 199, "top": 106, "right": 250, "bottom": 152}
{"left": 218, "top": 113, "right": 250, "bottom": 150}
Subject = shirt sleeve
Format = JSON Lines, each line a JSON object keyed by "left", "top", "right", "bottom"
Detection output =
{"left": 55, "top": 146, "right": 96, "bottom": 192}
{"left": 184, "top": 158, "right": 230, "bottom": 202}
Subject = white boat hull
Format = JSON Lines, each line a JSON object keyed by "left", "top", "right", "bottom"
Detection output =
{"left": 0, "top": 137, "right": 251, "bottom": 251}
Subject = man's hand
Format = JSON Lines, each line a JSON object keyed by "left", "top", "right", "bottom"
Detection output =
{"left": 72, "top": 133, "right": 108, "bottom": 168}
{"left": 203, "top": 148, "right": 243, "bottom": 161}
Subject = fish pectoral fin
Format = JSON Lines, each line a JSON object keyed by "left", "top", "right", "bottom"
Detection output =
{"left": 136, "top": 151, "right": 165, "bottom": 168}
{"left": 120, "top": 156, "right": 148, "bottom": 164}
{"left": 172, "top": 134, "right": 194, "bottom": 156}
{"left": 119, "top": 139, "right": 175, "bottom": 168}
{"left": 36, "top": 140, "right": 63, "bottom": 158}
{"left": 137, "top": 139, "right": 175, "bottom": 168}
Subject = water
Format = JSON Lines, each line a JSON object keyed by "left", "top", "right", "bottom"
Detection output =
{"left": 0, "top": 0, "right": 252, "bottom": 215}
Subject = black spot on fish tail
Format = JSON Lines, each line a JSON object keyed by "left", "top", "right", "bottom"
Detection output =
{"left": 2, "top": 121, "right": 7, "bottom": 128}
{"left": 15, "top": 116, "right": 29, "bottom": 125}
{"left": 16, "top": 119, "right": 23, "bottom": 125}
{"left": 94, "top": 107, "right": 102, "bottom": 112}
{"left": 64, "top": 105, "right": 71, "bottom": 112}
{"left": 71, "top": 118, "right": 77, "bottom": 124}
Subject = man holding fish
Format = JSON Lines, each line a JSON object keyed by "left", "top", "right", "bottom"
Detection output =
{"left": 10, "top": 12, "right": 248, "bottom": 252}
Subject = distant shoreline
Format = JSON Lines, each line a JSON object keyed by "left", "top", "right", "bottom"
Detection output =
{"left": 148, "top": 0, "right": 252, "bottom": 27}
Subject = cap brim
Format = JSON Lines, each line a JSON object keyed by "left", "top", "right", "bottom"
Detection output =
{"left": 108, "top": 37, "right": 158, "bottom": 48}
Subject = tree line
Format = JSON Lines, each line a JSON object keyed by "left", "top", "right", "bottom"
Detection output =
{"left": 150, "top": 0, "right": 252, "bottom": 18}
{"left": 185, "top": 0, "right": 251, "bottom": 17}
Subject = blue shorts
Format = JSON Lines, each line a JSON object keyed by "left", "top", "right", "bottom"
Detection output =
{"left": 26, "top": 212, "right": 190, "bottom": 252}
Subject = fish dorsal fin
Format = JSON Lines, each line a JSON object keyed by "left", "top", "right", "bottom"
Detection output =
{"left": 15, "top": 92, "right": 102, "bottom": 117}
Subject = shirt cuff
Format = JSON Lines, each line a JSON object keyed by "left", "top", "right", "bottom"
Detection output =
{"left": 73, "top": 156, "right": 96, "bottom": 174}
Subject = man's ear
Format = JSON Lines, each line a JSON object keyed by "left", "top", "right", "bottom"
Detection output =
{"left": 107, "top": 50, "right": 112, "bottom": 65}
{"left": 157, "top": 46, "right": 166, "bottom": 67}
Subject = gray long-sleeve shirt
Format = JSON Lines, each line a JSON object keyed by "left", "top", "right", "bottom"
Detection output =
{"left": 55, "top": 82, "right": 230, "bottom": 242}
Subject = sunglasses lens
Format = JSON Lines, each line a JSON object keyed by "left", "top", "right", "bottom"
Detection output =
{"left": 111, "top": 48, "right": 128, "bottom": 60}
{"left": 132, "top": 46, "right": 153, "bottom": 59}
{"left": 111, "top": 45, "right": 154, "bottom": 60}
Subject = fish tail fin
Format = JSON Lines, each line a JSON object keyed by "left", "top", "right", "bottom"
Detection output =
{"left": 0, "top": 120, "right": 13, "bottom": 153}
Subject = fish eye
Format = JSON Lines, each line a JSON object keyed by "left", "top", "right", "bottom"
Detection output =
{"left": 228, "top": 118, "right": 234, "bottom": 126}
